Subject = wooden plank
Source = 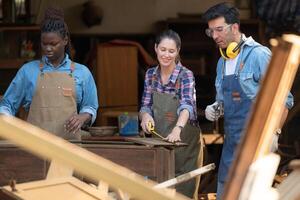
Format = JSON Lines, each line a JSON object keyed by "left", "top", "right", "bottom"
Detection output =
{"left": 46, "top": 160, "right": 73, "bottom": 180}
{"left": 0, "top": 116, "right": 189, "bottom": 200}
{"left": 202, "top": 133, "right": 224, "bottom": 144}
{"left": 223, "top": 34, "right": 300, "bottom": 200}
{"left": 97, "top": 180, "right": 109, "bottom": 197}
{"left": 81, "top": 136, "right": 128, "bottom": 142}
{"left": 124, "top": 137, "right": 187, "bottom": 147}
{"left": 154, "top": 163, "right": 215, "bottom": 188}
{"left": 2, "top": 177, "right": 108, "bottom": 200}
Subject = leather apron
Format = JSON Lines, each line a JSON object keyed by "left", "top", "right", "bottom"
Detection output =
{"left": 216, "top": 59, "right": 252, "bottom": 199}
{"left": 27, "top": 61, "right": 81, "bottom": 140}
{"left": 152, "top": 69, "right": 202, "bottom": 198}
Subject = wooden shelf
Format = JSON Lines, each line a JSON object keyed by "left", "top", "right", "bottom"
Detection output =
{"left": 163, "top": 18, "right": 261, "bottom": 25}
{"left": 0, "top": 58, "right": 29, "bottom": 69}
{"left": 0, "top": 24, "right": 39, "bottom": 31}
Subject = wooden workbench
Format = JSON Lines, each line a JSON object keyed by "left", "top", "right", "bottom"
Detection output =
{"left": 0, "top": 138, "right": 175, "bottom": 186}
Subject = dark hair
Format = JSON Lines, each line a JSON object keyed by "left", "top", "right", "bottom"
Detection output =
{"left": 155, "top": 29, "right": 181, "bottom": 50}
{"left": 203, "top": 2, "right": 240, "bottom": 25}
{"left": 40, "top": 7, "right": 72, "bottom": 56}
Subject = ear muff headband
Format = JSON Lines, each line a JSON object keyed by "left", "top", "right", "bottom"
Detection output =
{"left": 219, "top": 48, "right": 229, "bottom": 59}
{"left": 219, "top": 39, "right": 245, "bottom": 59}
{"left": 233, "top": 39, "right": 245, "bottom": 52}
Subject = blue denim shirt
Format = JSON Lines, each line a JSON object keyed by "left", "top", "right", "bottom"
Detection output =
{"left": 0, "top": 54, "right": 99, "bottom": 124}
{"left": 215, "top": 36, "right": 294, "bottom": 109}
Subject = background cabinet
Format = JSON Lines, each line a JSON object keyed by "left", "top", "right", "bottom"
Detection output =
{"left": 94, "top": 45, "right": 139, "bottom": 125}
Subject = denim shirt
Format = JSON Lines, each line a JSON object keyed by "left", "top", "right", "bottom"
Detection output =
{"left": 215, "top": 36, "right": 294, "bottom": 109}
{"left": 0, "top": 54, "right": 99, "bottom": 123}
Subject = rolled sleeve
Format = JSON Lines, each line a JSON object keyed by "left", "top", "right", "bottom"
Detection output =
{"left": 178, "top": 70, "right": 198, "bottom": 121}
{"left": 0, "top": 106, "right": 12, "bottom": 115}
{"left": 77, "top": 66, "right": 98, "bottom": 125}
{"left": 139, "top": 106, "right": 153, "bottom": 117}
{"left": 80, "top": 107, "right": 97, "bottom": 124}
{"left": 0, "top": 67, "right": 27, "bottom": 116}
{"left": 177, "top": 104, "right": 194, "bottom": 120}
{"left": 139, "top": 69, "right": 154, "bottom": 116}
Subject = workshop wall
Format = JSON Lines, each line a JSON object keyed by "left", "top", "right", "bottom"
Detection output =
{"left": 31, "top": 0, "right": 233, "bottom": 34}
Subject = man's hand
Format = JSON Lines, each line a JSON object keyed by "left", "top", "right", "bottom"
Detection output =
{"left": 65, "top": 113, "right": 91, "bottom": 134}
{"left": 205, "top": 102, "right": 221, "bottom": 121}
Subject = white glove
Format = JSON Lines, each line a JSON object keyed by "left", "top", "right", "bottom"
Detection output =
{"left": 270, "top": 132, "right": 280, "bottom": 152}
{"left": 205, "top": 102, "right": 221, "bottom": 121}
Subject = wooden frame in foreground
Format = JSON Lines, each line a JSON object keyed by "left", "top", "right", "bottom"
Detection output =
{"left": 223, "top": 34, "right": 300, "bottom": 200}
{"left": 0, "top": 116, "right": 189, "bottom": 200}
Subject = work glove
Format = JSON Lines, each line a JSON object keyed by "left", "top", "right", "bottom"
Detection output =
{"left": 270, "top": 129, "right": 281, "bottom": 152}
{"left": 205, "top": 102, "right": 221, "bottom": 121}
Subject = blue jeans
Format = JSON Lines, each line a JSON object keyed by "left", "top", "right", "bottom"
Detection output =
{"left": 217, "top": 181, "right": 224, "bottom": 200}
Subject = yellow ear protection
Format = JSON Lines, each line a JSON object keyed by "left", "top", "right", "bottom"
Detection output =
{"left": 219, "top": 38, "right": 245, "bottom": 60}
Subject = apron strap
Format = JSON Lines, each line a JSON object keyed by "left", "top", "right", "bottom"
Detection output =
{"left": 39, "top": 60, "right": 44, "bottom": 75}
{"left": 69, "top": 61, "right": 75, "bottom": 77}
{"left": 39, "top": 60, "right": 75, "bottom": 76}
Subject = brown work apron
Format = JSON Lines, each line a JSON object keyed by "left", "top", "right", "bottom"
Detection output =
{"left": 27, "top": 61, "right": 81, "bottom": 140}
{"left": 153, "top": 90, "right": 202, "bottom": 198}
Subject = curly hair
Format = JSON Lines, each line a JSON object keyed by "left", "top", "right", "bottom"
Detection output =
{"left": 40, "top": 7, "right": 72, "bottom": 56}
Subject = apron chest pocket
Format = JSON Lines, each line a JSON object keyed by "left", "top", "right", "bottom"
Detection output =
{"left": 62, "top": 87, "right": 73, "bottom": 96}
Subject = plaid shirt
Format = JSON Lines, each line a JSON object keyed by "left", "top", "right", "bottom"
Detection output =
{"left": 140, "top": 65, "right": 198, "bottom": 125}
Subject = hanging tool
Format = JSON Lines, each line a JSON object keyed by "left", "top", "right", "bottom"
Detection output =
{"left": 147, "top": 121, "right": 166, "bottom": 140}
